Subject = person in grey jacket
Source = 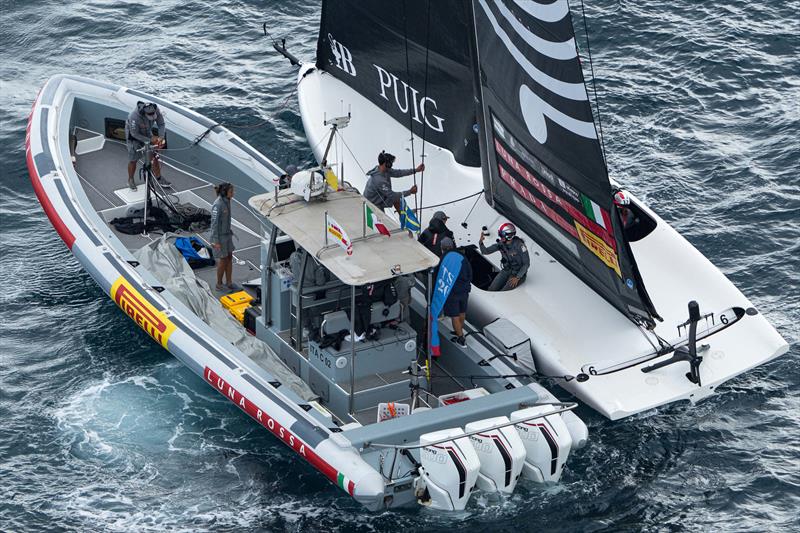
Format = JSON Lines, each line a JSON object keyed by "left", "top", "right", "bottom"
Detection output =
{"left": 363, "top": 150, "right": 424, "bottom": 211}
{"left": 479, "top": 222, "right": 530, "bottom": 291}
{"left": 210, "top": 182, "right": 235, "bottom": 291}
{"left": 125, "top": 101, "right": 169, "bottom": 191}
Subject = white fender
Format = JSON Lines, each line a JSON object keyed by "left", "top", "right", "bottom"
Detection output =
{"left": 464, "top": 416, "right": 527, "bottom": 494}
{"left": 417, "top": 428, "right": 480, "bottom": 511}
{"left": 510, "top": 405, "right": 572, "bottom": 483}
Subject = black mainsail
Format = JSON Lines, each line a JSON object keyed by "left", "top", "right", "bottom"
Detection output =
{"left": 312, "top": 0, "right": 657, "bottom": 325}
{"left": 315, "top": 0, "right": 481, "bottom": 166}
{"left": 471, "top": 0, "right": 657, "bottom": 324}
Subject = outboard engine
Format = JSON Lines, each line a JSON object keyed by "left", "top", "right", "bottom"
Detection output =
{"left": 416, "top": 428, "right": 480, "bottom": 511}
{"left": 464, "top": 416, "right": 527, "bottom": 494}
{"left": 510, "top": 406, "right": 573, "bottom": 483}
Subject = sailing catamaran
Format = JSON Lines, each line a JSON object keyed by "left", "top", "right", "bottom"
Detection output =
{"left": 289, "top": 0, "right": 788, "bottom": 419}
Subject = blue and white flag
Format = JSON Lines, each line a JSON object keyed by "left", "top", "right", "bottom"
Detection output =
{"left": 398, "top": 197, "right": 421, "bottom": 232}
{"left": 430, "top": 251, "right": 463, "bottom": 356}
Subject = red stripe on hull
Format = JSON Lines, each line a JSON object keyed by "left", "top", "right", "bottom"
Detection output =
{"left": 25, "top": 98, "right": 75, "bottom": 249}
{"left": 203, "top": 367, "right": 350, "bottom": 493}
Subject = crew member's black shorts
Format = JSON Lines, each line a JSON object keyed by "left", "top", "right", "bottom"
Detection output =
{"left": 443, "top": 292, "right": 469, "bottom": 317}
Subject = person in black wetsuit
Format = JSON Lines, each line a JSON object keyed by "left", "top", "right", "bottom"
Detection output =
{"left": 418, "top": 210, "right": 454, "bottom": 257}
{"left": 348, "top": 280, "right": 398, "bottom": 343}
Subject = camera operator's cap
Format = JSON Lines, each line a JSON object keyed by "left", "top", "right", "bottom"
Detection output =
{"left": 143, "top": 103, "right": 158, "bottom": 119}
{"left": 440, "top": 236, "right": 456, "bottom": 251}
{"left": 432, "top": 210, "right": 449, "bottom": 222}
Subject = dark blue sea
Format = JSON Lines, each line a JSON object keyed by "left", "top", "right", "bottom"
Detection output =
{"left": 1, "top": 1, "right": 798, "bottom": 531}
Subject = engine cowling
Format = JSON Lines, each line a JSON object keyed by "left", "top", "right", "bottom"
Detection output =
{"left": 417, "top": 428, "right": 480, "bottom": 511}
{"left": 464, "top": 416, "right": 527, "bottom": 494}
{"left": 510, "top": 406, "right": 573, "bottom": 483}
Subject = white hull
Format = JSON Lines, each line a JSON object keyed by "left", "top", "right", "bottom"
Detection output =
{"left": 27, "top": 75, "right": 384, "bottom": 508}
{"left": 29, "top": 74, "right": 589, "bottom": 511}
{"left": 296, "top": 64, "right": 789, "bottom": 419}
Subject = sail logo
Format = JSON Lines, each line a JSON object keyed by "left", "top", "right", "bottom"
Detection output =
{"left": 328, "top": 34, "right": 356, "bottom": 76}
{"left": 373, "top": 64, "right": 445, "bottom": 133}
{"left": 110, "top": 276, "right": 176, "bottom": 349}
{"left": 575, "top": 222, "right": 621, "bottom": 277}
{"left": 477, "top": 0, "right": 597, "bottom": 143}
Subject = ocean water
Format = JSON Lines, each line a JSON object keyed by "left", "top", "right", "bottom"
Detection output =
{"left": 1, "top": 1, "right": 798, "bottom": 531}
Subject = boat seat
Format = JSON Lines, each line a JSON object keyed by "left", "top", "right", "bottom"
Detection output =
{"left": 320, "top": 301, "right": 401, "bottom": 336}
{"left": 370, "top": 301, "right": 400, "bottom": 324}
{"left": 321, "top": 310, "right": 350, "bottom": 336}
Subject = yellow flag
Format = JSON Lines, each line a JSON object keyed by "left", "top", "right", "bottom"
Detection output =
{"left": 324, "top": 168, "right": 338, "bottom": 190}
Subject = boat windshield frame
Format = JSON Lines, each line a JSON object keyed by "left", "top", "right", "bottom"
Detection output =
{"left": 250, "top": 188, "right": 439, "bottom": 286}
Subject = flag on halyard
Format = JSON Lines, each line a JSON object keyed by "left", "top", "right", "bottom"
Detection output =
{"left": 365, "top": 204, "right": 390, "bottom": 236}
{"left": 324, "top": 167, "right": 339, "bottom": 191}
{"left": 398, "top": 197, "right": 420, "bottom": 232}
{"left": 326, "top": 214, "right": 353, "bottom": 255}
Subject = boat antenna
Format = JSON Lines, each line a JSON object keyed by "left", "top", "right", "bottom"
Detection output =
{"left": 576, "top": 0, "right": 608, "bottom": 169}
{"left": 401, "top": 0, "right": 418, "bottom": 214}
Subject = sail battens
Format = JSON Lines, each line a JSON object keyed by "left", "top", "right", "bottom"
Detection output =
{"left": 477, "top": 0, "right": 588, "bottom": 101}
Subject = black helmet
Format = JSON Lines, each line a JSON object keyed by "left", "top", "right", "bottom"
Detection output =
{"left": 141, "top": 102, "right": 158, "bottom": 119}
{"left": 378, "top": 150, "right": 396, "bottom": 168}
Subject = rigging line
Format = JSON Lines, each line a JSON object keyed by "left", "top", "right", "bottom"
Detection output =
{"left": 576, "top": 0, "right": 608, "bottom": 168}
{"left": 401, "top": 0, "right": 418, "bottom": 213}
{"left": 418, "top": 189, "right": 484, "bottom": 211}
{"left": 417, "top": 0, "right": 432, "bottom": 221}
{"left": 334, "top": 129, "right": 367, "bottom": 177}
{"left": 636, "top": 322, "right": 660, "bottom": 354}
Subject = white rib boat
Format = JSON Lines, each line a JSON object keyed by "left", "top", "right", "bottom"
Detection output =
{"left": 290, "top": 0, "right": 788, "bottom": 419}
{"left": 28, "top": 74, "right": 589, "bottom": 511}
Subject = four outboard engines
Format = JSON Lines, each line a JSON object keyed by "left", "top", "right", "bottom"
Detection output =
{"left": 415, "top": 406, "right": 581, "bottom": 511}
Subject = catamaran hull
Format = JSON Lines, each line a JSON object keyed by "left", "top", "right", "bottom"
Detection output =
{"left": 296, "top": 64, "right": 789, "bottom": 420}
{"left": 26, "top": 75, "right": 386, "bottom": 510}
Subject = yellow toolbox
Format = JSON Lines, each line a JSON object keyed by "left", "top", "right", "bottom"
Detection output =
{"left": 228, "top": 304, "right": 249, "bottom": 324}
{"left": 220, "top": 291, "right": 253, "bottom": 311}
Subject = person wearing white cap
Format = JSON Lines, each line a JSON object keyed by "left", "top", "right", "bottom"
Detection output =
{"left": 418, "top": 210, "right": 454, "bottom": 257}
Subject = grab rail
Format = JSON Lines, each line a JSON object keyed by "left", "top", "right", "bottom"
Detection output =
{"left": 362, "top": 401, "right": 578, "bottom": 451}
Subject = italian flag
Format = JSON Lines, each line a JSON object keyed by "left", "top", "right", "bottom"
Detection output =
{"left": 581, "top": 194, "right": 612, "bottom": 230}
{"left": 365, "top": 204, "right": 390, "bottom": 236}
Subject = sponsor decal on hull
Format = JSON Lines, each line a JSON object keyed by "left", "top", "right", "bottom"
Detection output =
{"left": 203, "top": 366, "right": 356, "bottom": 497}
{"left": 110, "top": 276, "right": 176, "bottom": 349}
